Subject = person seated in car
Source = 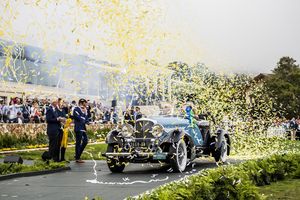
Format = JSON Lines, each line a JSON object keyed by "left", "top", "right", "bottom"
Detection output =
{"left": 184, "top": 103, "right": 198, "bottom": 125}
{"left": 124, "top": 107, "right": 135, "bottom": 127}
{"left": 134, "top": 106, "right": 143, "bottom": 121}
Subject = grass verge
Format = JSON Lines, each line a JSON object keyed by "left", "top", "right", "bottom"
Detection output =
{"left": 0, "top": 160, "right": 66, "bottom": 176}
{"left": 259, "top": 179, "right": 300, "bottom": 200}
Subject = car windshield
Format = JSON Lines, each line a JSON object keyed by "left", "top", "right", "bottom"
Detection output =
{"left": 137, "top": 104, "right": 184, "bottom": 117}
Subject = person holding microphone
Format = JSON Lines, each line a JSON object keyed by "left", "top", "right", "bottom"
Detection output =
{"left": 73, "top": 99, "right": 89, "bottom": 163}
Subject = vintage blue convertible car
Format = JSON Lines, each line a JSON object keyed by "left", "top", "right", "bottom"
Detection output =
{"left": 103, "top": 116, "right": 230, "bottom": 172}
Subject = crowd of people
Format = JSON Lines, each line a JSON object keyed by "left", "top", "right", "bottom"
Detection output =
{"left": 0, "top": 97, "right": 128, "bottom": 125}
{"left": 268, "top": 117, "right": 300, "bottom": 140}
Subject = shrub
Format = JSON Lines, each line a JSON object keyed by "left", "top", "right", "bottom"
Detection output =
{"left": 96, "top": 127, "right": 111, "bottom": 139}
{"left": 0, "top": 133, "right": 48, "bottom": 149}
{"left": 230, "top": 130, "right": 300, "bottom": 157}
{"left": 85, "top": 128, "right": 111, "bottom": 142}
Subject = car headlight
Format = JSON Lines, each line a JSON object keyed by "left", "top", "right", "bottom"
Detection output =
{"left": 121, "top": 124, "right": 134, "bottom": 138}
{"left": 151, "top": 124, "right": 164, "bottom": 138}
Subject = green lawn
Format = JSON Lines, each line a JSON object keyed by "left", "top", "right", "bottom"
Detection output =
{"left": 259, "top": 179, "right": 300, "bottom": 200}
{"left": 0, "top": 143, "right": 108, "bottom": 161}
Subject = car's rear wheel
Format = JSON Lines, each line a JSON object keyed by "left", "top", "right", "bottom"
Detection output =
{"left": 106, "top": 144, "right": 126, "bottom": 173}
{"left": 169, "top": 139, "right": 187, "bottom": 172}
{"left": 214, "top": 136, "right": 228, "bottom": 163}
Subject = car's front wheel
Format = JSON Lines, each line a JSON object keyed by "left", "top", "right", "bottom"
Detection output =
{"left": 169, "top": 139, "right": 188, "bottom": 172}
{"left": 106, "top": 144, "right": 126, "bottom": 173}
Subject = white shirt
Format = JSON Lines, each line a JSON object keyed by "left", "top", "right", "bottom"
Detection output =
{"left": 8, "top": 105, "right": 18, "bottom": 119}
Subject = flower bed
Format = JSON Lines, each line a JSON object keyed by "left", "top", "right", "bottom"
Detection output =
{"left": 128, "top": 153, "right": 300, "bottom": 200}
{"left": 0, "top": 123, "right": 112, "bottom": 149}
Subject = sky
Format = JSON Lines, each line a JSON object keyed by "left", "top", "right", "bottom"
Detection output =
{"left": 164, "top": 0, "right": 300, "bottom": 73}
{"left": 1, "top": 0, "right": 300, "bottom": 74}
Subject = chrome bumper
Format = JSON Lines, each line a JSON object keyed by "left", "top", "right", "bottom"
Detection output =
{"left": 102, "top": 152, "right": 168, "bottom": 159}
{"left": 103, "top": 152, "right": 154, "bottom": 157}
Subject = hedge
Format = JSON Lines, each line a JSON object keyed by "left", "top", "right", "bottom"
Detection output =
{"left": 128, "top": 153, "right": 300, "bottom": 200}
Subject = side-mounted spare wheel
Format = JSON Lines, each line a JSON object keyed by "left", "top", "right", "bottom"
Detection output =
{"left": 169, "top": 139, "right": 188, "bottom": 172}
{"left": 106, "top": 144, "right": 126, "bottom": 173}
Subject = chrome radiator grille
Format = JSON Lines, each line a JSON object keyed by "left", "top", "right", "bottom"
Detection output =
{"left": 135, "top": 120, "right": 154, "bottom": 138}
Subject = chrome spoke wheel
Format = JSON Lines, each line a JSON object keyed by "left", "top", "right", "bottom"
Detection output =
{"left": 170, "top": 139, "right": 187, "bottom": 172}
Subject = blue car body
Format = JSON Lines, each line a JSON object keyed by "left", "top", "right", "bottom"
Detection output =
{"left": 147, "top": 116, "right": 204, "bottom": 146}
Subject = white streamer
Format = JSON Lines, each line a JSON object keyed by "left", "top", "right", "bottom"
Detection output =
{"left": 86, "top": 176, "right": 169, "bottom": 185}
{"left": 84, "top": 151, "right": 169, "bottom": 185}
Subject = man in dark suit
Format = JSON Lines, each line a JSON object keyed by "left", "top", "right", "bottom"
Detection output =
{"left": 73, "top": 99, "right": 89, "bottom": 163}
{"left": 46, "top": 98, "right": 63, "bottom": 162}
{"left": 57, "top": 98, "right": 67, "bottom": 161}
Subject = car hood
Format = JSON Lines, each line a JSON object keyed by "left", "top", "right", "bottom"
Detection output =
{"left": 137, "top": 116, "right": 190, "bottom": 129}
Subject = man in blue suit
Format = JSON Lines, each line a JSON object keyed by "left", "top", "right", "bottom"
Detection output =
{"left": 73, "top": 99, "right": 89, "bottom": 163}
{"left": 46, "top": 98, "right": 63, "bottom": 162}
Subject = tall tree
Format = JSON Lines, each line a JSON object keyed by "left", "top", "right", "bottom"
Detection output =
{"left": 265, "top": 57, "right": 300, "bottom": 119}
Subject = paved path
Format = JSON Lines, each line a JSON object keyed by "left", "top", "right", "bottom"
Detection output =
{"left": 0, "top": 158, "right": 241, "bottom": 200}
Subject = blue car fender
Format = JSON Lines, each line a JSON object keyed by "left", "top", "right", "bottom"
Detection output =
{"left": 162, "top": 129, "right": 195, "bottom": 147}
{"left": 106, "top": 130, "right": 121, "bottom": 144}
